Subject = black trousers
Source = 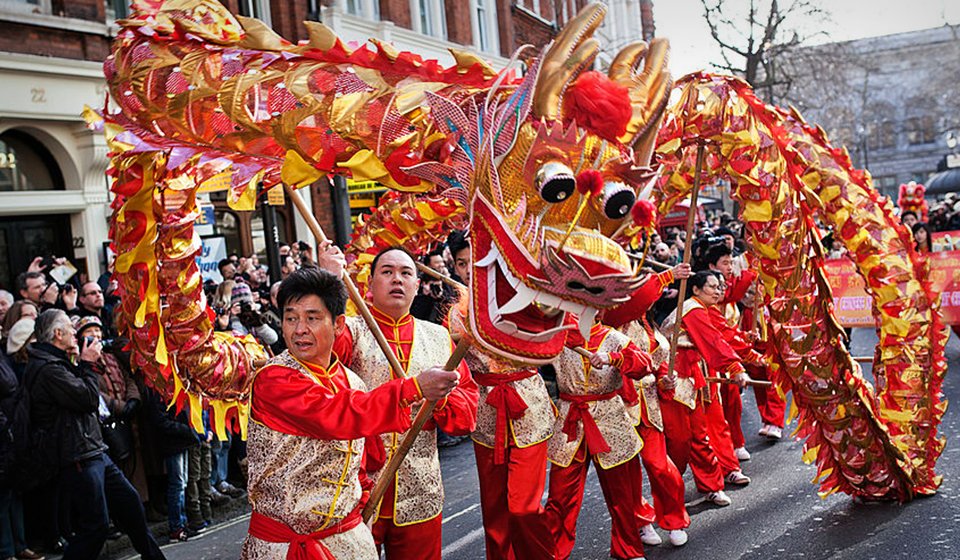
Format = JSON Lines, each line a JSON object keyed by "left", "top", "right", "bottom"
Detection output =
{"left": 59, "top": 453, "right": 165, "bottom": 560}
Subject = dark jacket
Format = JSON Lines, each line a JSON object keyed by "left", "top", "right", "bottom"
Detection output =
{"left": 25, "top": 342, "right": 106, "bottom": 466}
{"left": 142, "top": 386, "right": 198, "bottom": 457}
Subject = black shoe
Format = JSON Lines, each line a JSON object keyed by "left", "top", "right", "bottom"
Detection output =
{"left": 186, "top": 520, "right": 208, "bottom": 536}
{"left": 106, "top": 524, "right": 123, "bottom": 540}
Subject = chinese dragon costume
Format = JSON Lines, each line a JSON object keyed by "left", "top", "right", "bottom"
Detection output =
{"left": 92, "top": 0, "right": 945, "bottom": 502}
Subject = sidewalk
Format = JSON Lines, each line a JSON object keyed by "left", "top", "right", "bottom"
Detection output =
{"left": 40, "top": 493, "right": 252, "bottom": 560}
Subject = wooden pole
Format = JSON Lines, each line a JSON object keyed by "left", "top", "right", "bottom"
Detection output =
{"left": 283, "top": 184, "right": 408, "bottom": 382}
{"left": 363, "top": 338, "right": 472, "bottom": 523}
{"left": 705, "top": 376, "right": 772, "bottom": 387}
{"left": 665, "top": 143, "right": 706, "bottom": 381}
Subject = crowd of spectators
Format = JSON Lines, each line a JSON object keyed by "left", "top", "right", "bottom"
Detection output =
{"left": 0, "top": 240, "right": 323, "bottom": 559}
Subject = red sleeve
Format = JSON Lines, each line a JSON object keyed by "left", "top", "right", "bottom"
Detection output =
{"left": 332, "top": 321, "right": 355, "bottom": 365}
{"left": 251, "top": 365, "right": 421, "bottom": 440}
{"left": 431, "top": 347, "right": 479, "bottom": 436}
{"left": 604, "top": 271, "right": 673, "bottom": 328}
{"left": 683, "top": 308, "right": 745, "bottom": 377}
{"left": 722, "top": 269, "right": 757, "bottom": 305}
{"left": 709, "top": 308, "right": 764, "bottom": 363}
{"left": 610, "top": 340, "right": 653, "bottom": 379}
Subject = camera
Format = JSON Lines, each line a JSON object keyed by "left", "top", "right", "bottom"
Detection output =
{"left": 429, "top": 282, "right": 443, "bottom": 298}
{"left": 83, "top": 335, "right": 98, "bottom": 347}
{"left": 239, "top": 301, "right": 253, "bottom": 314}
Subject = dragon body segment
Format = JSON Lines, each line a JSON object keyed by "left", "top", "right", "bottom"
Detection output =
{"left": 96, "top": 1, "right": 944, "bottom": 501}
{"left": 655, "top": 74, "right": 945, "bottom": 500}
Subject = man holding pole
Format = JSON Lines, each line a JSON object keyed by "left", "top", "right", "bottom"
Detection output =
{"left": 327, "top": 245, "right": 479, "bottom": 560}
{"left": 241, "top": 267, "right": 460, "bottom": 559}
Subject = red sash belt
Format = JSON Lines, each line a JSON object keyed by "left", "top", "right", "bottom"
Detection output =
{"left": 474, "top": 370, "right": 537, "bottom": 465}
{"left": 559, "top": 391, "right": 618, "bottom": 455}
{"left": 248, "top": 507, "right": 363, "bottom": 560}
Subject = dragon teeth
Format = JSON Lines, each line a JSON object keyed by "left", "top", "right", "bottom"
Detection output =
{"left": 499, "top": 283, "right": 538, "bottom": 315}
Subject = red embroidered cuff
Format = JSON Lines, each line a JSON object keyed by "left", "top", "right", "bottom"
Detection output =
{"left": 401, "top": 377, "right": 423, "bottom": 407}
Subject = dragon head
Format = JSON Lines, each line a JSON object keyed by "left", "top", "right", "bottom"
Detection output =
{"left": 407, "top": 4, "right": 671, "bottom": 363}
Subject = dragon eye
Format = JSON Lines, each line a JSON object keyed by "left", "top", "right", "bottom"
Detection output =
{"left": 601, "top": 181, "right": 635, "bottom": 219}
{"left": 535, "top": 161, "right": 576, "bottom": 203}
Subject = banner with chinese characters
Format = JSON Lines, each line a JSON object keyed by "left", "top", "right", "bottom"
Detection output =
{"left": 825, "top": 252, "right": 960, "bottom": 326}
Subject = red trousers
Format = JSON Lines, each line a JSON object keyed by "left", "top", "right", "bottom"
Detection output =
{"left": 636, "top": 425, "right": 690, "bottom": 530}
{"left": 545, "top": 449, "right": 646, "bottom": 560}
{"left": 748, "top": 363, "right": 786, "bottom": 428}
{"left": 660, "top": 396, "right": 724, "bottom": 492}
{"left": 474, "top": 441, "right": 554, "bottom": 560}
{"left": 372, "top": 513, "right": 442, "bottom": 560}
{"left": 720, "top": 383, "right": 745, "bottom": 448}
{"left": 704, "top": 388, "right": 741, "bottom": 475}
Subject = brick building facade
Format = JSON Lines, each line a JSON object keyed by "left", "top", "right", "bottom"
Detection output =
{"left": 0, "top": 0, "right": 652, "bottom": 287}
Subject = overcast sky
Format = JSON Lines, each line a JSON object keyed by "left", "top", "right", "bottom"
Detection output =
{"left": 655, "top": 0, "right": 960, "bottom": 76}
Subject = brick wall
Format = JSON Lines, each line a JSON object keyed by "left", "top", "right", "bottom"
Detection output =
{"left": 52, "top": 0, "right": 104, "bottom": 21}
{"left": 269, "top": 0, "right": 310, "bottom": 42}
{"left": 0, "top": 22, "right": 110, "bottom": 62}
{"left": 310, "top": 180, "right": 339, "bottom": 245}
{"left": 444, "top": 0, "right": 473, "bottom": 47}
{"left": 509, "top": 4, "right": 557, "bottom": 56}
{"left": 379, "top": 0, "right": 413, "bottom": 31}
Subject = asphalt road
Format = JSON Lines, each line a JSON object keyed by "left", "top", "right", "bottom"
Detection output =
{"left": 110, "top": 328, "right": 960, "bottom": 560}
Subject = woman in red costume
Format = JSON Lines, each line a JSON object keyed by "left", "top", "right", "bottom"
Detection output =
{"left": 658, "top": 270, "right": 750, "bottom": 507}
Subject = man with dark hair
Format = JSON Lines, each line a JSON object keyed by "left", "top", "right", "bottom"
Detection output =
{"left": 444, "top": 231, "right": 557, "bottom": 560}
{"left": 242, "top": 266, "right": 461, "bottom": 560}
{"left": 26, "top": 309, "right": 164, "bottom": 560}
{"left": 16, "top": 272, "right": 46, "bottom": 306}
{"left": 410, "top": 248, "right": 455, "bottom": 325}
{"left": 217, "top": 259, "right": 236, "bottom": 281}
{"left": 325, "top": 244, "right": 478, "bottom": 560}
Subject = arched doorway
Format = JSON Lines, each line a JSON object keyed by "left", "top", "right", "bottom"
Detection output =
{"left": 0, "top": 129, "right": 70, "bottom": 290}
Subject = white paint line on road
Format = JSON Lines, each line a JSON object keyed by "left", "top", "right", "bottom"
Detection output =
{"left": 442, "top": 526, "right": 485, "bottom": 556}
{"left": 118, "top": 513, "right": 252, "bottom": 560}
{"left": 442, "top": 503, "right": 480, "bottom": 524}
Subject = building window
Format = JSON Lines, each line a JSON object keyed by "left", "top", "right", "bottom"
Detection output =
{"left": 214, "top": 209, "right": 243, "bottom": 257}
{"left": 905, "top": 116, "right": 936, "bottom": 146}
{"left": 0, "top": 0, "right": 49, "bottom": 15}
{"left": 0, "top": 130, "right": 64, "bottom": 192}
{"left": 412, "top": 0, "right": 447, "bottom": 39}
{"left": 347, "top": 0, "right": 379, "bottom": 19}
{"left": 874, "top": 175, "right": 897, "bottom": 197}
{"left": 472, "top": 0, "right": 498, "bottom": 54}
{"left": 867, "top": 121, "right": 896, "bottom": 151}
{"left": 237, "top": 0, "right": 271, "bottom": 25}
{"left": 105, "top": 0, "right": 129, "bottom": 20}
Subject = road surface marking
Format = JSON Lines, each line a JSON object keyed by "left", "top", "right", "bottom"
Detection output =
{"left": 118, "top": 513, "right": 252, "bottom": 560}
{"left": 442, "top": 503, "right": 480, "bottom": 524}
{"left": 442, "top": 526, "right": 485, "bottom": 555}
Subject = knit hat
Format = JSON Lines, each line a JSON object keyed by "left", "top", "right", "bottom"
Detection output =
{"left": 73, "top": 315, "right": 103, "bottom": 337}
{"left": 6, "top": 318, "right": 35, "bottom": 354}
{"left": 231, "top": 282, "right": 255, "bottom": 307}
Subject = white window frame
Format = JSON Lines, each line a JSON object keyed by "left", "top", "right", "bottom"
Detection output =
{"left": 410, "top": 0, "right": 447, "bottom": 40}
{"left": 236, "top": 0, "right": 271, "bottom": 27}
{"left": 470, "top": 0, "right": 499, "bottom": 54}
{"left": 344, "top": 0, "right": 379, "bottom": 19}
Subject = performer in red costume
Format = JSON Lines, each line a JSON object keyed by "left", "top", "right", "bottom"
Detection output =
{"left": 328, "top": 245, "right": 479, "bottom": 560}
{"left": 658, "top": 271, "right": 750, "bottom": 507}
{"left": 448, "top": 233, "right": 558, "bottom": 560}
{"left": 739, "top": 283, "right": 785, "bottom": 439}
{"left": 701, "top": 242, "right": 756, "bottom": 478}
{"left": 545, "top": 321, "right": 653, "bottom": 560}
{"left": 604, "top": 264, "right": 692, "bottom": 548}
{"left": 242, "top": 267, "right": 460, "bottom": 559}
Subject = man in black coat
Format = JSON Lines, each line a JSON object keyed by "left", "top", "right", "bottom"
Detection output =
{"left": 25, "top": 309, "right": 165, "bottom": 560}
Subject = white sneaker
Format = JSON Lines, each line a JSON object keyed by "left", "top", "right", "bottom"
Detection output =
{"left": 705, "top": 490, "right": 732, "bottom": 506}
{"left": 640, "top": 524, "right": 662, "bottom": 545}
{"left": 725, "top": 470, "right": 751, "bottom": 486}
{"left": 669, "top": 529, "right": 688, "bottom": 546}
{"left": 734, "top": 446, "right": 751, "bottom": 461}
{"left": 765, "top": 425, "right": 783, "bottom": 439}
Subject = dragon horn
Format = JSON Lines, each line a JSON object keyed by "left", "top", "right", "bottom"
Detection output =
{"left": 608, "top": 38, "right": 672, "bottom": 163}
{"left": 236, "top": 16, "right": 292, "bottom": 51}
{"left": 532, "top": 2, "right": 607, "bottom": 121}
